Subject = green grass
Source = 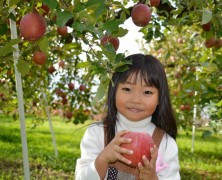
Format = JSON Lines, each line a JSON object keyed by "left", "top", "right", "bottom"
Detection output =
{"left": 177, "top": 128, "right": 222, "bottom": 179}
{"left": 0, "top": 114, "right": 87, "bottom": 179}
{"left": 0, "top": 114, "right": 221, "bottom": 179}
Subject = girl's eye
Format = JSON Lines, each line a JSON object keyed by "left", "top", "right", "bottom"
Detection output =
{"left": 122, "top": 87, "right": 131, "bottom": 92}
{"left": 144, "top": 91, "right": 152, "bottom": 95}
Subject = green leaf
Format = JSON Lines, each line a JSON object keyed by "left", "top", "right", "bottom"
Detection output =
{"left": 62, "top": 43, "right": 81, "bottom": 51}
{"left": 115, "top": 63, "right": 131, "bottom": 72}
{"left": 85, "top": 0, "right": 106, "bottom": 18}
{"left": 120, "top": 11, "right": 127, "bottom": 21}
{"left": 36, "top": 36, "right": 48, "bottom": 53}
{"left": 0, "top": 39, "right": 20, "bottom": 57}
{"left": 201, "top": 130, "right": 212, "bottom": 138}
{"left": 0, "top": 23, "right": 8, "bottom": 34}
{"left": 214, "top": 55, "right": 222, "bottom": 66}
{"left": 103, "top": 19, "right": 124, "bottom": 33}
{"left": 73, "top": 21, "right": 87, "bottom": 32}
{"left": 43, "top": 0, "right": 58, "bottom": 9}
{"left": 94, "top": 3, "right": 106, "bottom": 18}
{"left": 0, "top": 47, "right": 14, "bottom": 57}
{"left": 78, "top": 11, "right": 95, "bottom": 25}
{"left": 85, "top": 0, "right": 105, "bottom": 7}
{"left": 201, "top": 8, "right": 212, "bottom": 25}
{"left": 17, "top": 60, "right": 30, "bottom": 77}
{"left": 9, "top": 0, "right": 21, "bottom": 7}
{"left": 216, "top": 100, "right": 222, "bottom": 107}
{"left": 102, "top": 48, "right": 116, "bottom": 62}
{"left": 56, "top": 11, "right": 74, "bottom": 27}
{"left": 115, "top": 53, "right": 125, "bottom": 63}
{"left": 113, "top": 61, "right": 131, "bottom": 72}
{"left": 91, "top": 82, "right": 107, "bottom": 106}
{"left": 73, "top": 1, "right": 86, "bottom": 13}
{"left": 112, "top": 27, "right": 128, "bottom": 37}
{"left": 76, "top": 61, "right": 90, "bottom": 68}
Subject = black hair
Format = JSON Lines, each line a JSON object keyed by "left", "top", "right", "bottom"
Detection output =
{"left": 104, "top": 54, "right": 177, "bottom": 144}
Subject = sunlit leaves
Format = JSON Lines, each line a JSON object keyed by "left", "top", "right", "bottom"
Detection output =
{"left": 8, "top": 0, "right": 21, "bottom": 7}
{"left": 43, "top": 0, "right": 58, "bottom": 10}
{"left": 0, "top": 39, "right": 20, "bottom": 57}
{"left": 56, "top": 10, "right": 73, "bottom": 27}
{"left": 103, "top": 19, "right": 125, "bottom": 34}
{"left": 91, "top": 82, "right": 107, "bottom": 106}
{"left": 16, "top": 60, "right": 30, "bottom": 77}
{"left": 201, "top": 8, "right": 212, "bottom": 25}
{"left": 36, "top": 36, "right": 48, "bottom": 53}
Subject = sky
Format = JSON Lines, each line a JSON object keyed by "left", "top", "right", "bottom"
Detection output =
{"left": 117, "top": 17, "right": 145, "bottom": 55}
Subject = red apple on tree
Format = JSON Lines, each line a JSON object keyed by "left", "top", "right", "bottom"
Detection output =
{"left": 79, "top": 84, "right": 86, "bottom": 91}
{"left": 58, "top": 60, "right": 65, "bottom": 68}
{"left": 40, "top": 4, "right": 50, "bottom": 16}
{"left": 48, "top": 65, "right": 56, "bottom": 74}
{"left": 150, "top": 0, "right": 160, "bottom": 7}
{"left": 185, "top": 104, "right": 191, "bottom": 111}
{"left": 131, "top": 4, "right": 151, "bottom": 27}
{"left": 120, "top": 132, "right": 154, "bottom": 167}
{"left": 214, "top": 39, "right": 222, "bottom": 48}
{"left": 55, "top": 88, "right": 63, "bottom": 96}
{"left": 205, "top": 38, "right": 216, "bottom": 48}
{"left": 68, "top": 83, "right": 75, "bottom": 90}
{"left": 66, "top": 112, "right": 73, "bottom": 119}
{"left": 62, "top": 98, "right": 68, "bottom": 105}
{"left": 33, "top": 51, "right": 47, "bottom": 65}
{"left": 202, "top": 22, "right": 211, "bottom": 31}
{"left": 19, "top": 12, "right": 47, "bottom": 41}
{"left": 101, "top": 35, "right": 120, "bottom": 51}
{"left": 57, "top": 26, "right": 68, "bottom": 36}
{"left": 180, "top": 105, "right": 185, "bottom": 111}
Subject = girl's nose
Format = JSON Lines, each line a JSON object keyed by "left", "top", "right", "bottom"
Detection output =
{"left": 130, "top": 91, "right": 142, "bottom": 103}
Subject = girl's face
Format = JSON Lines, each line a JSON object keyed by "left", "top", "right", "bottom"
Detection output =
{"left": 115, "top": 73, "right": 159, "bottom": 122}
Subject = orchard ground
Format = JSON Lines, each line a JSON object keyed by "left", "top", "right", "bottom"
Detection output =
{"left": 0, "top": 114, "right": 221, "bottom": 179}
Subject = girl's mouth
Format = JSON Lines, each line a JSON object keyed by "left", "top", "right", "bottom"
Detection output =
{"left": 127, "top": 107, "right": 142, "bottom": 113}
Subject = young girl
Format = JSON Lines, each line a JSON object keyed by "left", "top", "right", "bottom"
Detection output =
{"left": 75, "top": 54, "right": 180, "bottom": 180}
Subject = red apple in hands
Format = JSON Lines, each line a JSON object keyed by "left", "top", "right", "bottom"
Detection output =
{"left": 33, "top": 51, "right": 47, "bottom": 65}
{"left": 131, "top": 4, "right": 151, "bottom": 27}
{"left": 19, "top": 12, "right": 46, "bottom": 41}
{"left": 120, "top": 132, "right": 154, "bottom": 167}
{"left": 101, "top": 35, "right": 120, "bottom": 51}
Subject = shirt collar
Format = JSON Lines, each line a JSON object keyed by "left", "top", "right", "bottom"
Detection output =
{"left": 117, "top": 112, "right": 152, "bottom": 129}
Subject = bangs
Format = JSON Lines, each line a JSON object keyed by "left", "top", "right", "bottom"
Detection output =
{"left": 116, "top": 55, "right": 162, "bottom": 89}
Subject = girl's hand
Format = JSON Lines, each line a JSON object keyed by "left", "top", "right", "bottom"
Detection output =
{"left": 98, "top": 130, "right": 133, "bottom": 165}
{"left": 138, "top": 145, "right": 159, "bottom": 180}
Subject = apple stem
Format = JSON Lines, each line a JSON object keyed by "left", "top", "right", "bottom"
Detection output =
{"left": 8, "top": 5, "right": 30, "bottom": 180}
{"left": 42, "top": 91, "right": 58, "bottom": 158}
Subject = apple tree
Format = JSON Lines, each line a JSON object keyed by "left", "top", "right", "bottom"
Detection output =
{"left": 0, "top": 0, "right": 221, "bottom": 133}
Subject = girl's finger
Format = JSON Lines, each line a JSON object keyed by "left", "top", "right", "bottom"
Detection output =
{"left": 115, "top": 153, "right": 132, "bottom": 165}
{"left": 150, "top": 145, "right": 158, "bottom": 165}
{"left": 141, "top": 155, "right": 150, "bottom": 167}
{"left": 138, "top": 162, "right": 145, "bottom": 171}
{"left": 114, "top": 130, "right": 132, "bottom": 145}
